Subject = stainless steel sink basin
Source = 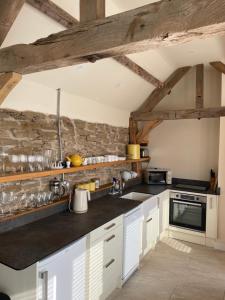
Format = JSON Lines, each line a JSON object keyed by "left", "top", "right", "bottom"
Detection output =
{"left": 120, "top": 192, "right": 153, "bottom": 202}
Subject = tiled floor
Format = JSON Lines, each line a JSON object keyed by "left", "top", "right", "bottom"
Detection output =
{"left": 110, "top": 238, "right": 225, "bottom": 300}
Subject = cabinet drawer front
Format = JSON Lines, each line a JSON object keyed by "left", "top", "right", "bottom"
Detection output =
{"left": 103, "top": 253, "right": 122, "bottom": 299}
{"left": 103, "top": 225, "right": 123, "bottom": 264}
{"left": 89, "top": 215, "right": 122, "bottom": 243}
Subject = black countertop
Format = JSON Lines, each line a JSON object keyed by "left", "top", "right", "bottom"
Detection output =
{"left": 0, "top": 195, "right": 140, "bottom": 271}
{"left": 0, "top": 181, "right": 218, "bottom": 271}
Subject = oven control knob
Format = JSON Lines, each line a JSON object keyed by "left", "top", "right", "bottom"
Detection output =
{"left": 196, "top": 197, "right": 199, "bottom": 201}
{"left": 176, "top": 194, "right": 179, "bottom": 198}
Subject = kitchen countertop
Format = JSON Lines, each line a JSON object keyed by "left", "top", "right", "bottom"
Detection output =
{"left": 0, "top": 181, "right": 218, "bottom": 271}
{"left": 126, "top": 182, "right": 219, "bottom": 196}
{"left": 0, "top": 195, "right": 141, "bottom": 271}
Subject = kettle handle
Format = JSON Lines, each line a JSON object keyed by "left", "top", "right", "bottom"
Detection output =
{"left": 87, "top": 190, "right": 91, "bottom": 201}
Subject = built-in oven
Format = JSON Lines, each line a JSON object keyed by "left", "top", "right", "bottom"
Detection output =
{"left": 169, "top": 192, "right": 206, "bottom": 232}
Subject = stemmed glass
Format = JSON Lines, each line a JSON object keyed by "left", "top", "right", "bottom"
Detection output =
{"left": 0, "top": 146, "right": 9, "bottom": 175}
{"left": 20, "top": 154, "right": 28, "bottom": 173}
{"left": 10, "top": 154, "right": 20, "bottom": 173}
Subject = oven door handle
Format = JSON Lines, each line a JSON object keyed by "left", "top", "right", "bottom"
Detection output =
{"left": 172, "top": 200, "right": 202, "bottom": 207}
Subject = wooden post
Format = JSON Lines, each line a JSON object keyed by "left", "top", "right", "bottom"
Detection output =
{"left": 196, "top": 64, "right": 204, "bottom": 109}
{"left": 129, "top": 117, "right": 142, "bottom": 175}
{"left": 80, "top": 0, "right": 105, "bottom": 22}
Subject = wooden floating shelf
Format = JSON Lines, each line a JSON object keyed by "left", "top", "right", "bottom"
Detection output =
{"left": 0, "top": 158, "right": 150, "bottom": 184}
{"left": 0, "top": 184, "right": 115, "bottom": 224}
{"left": 0, "top": 197, "right": 68, "bottom": 224}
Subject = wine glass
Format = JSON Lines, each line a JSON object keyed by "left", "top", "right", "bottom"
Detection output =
{"left": 0, "top": 146, "right": 9, "bottom": 175}
{"left": 20, "top": 154, "right": 28, "bottom": 173}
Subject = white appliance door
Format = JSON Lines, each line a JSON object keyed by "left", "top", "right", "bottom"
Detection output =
{"left": 123, "top": 207, "right": 142, "bottom": 282}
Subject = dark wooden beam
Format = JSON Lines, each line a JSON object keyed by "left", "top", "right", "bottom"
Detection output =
{"left": 129, "top": 117, "right": 138, "bottom": 144}
{"left": 0, "top": 73, "right": 22, "bottom": 105}
{"left": 210, "top": 61, "right": 225, "bottom": 74}
{"left": 80, "top": 0, "right": 105, "bottom": 23}
{"left": 114, "top": 56, "right": 163, "bottom": 88}
{"left": 132, "top": 107, "right": 225, "bottom": 121}
{"left": 136, "top": 67, "right": 191, "bottom": 113}
{"left": 1, "top": 0, "right": 225, "bottom": 74}
{"left": 80, "top": 1, "right": 162, "bottom": 88}
{"left": 196, "top": 64, "right": 204, "bottom": 109}
{"left": 0, "top": 0, "right": 25, "bottom": 46}
{"left": 26, "top": 0, "right": 78, "bottom": 28}
{"left": 136, "top": 120, "right": 162, "bottom": 144}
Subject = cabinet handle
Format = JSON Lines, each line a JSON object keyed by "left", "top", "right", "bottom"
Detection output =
{"left": 105, "top": 223, "right": 116, "bottom": 230}
{"left": 105, "top": 259, "right": 115, "bottom": 269}
{"left": 105, "top": 234, "right": 115, "bottom": 242}
{"left": 39, "top": 271, "right": 48, "bottom": 300}
{"left": 157, "top": 197, "right": 160, "bottom": 208}
{"left": 146, "top": 218, "right": 152, "bottom": 223}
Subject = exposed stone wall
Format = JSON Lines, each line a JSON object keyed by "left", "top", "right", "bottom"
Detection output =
{"left": 0, "top": 108, "right": 130, "bottom": 196}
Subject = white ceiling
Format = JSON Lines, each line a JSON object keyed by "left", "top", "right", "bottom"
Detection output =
{"left": 2, "top": 0, "right": 225, "bottom": 112}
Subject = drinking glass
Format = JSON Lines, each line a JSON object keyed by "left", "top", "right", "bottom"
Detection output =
{"left": 28, "top": 193, "right": 37, "bottom": 208}
{"left": 28, "top": 155, "right": 35, "bottom": 172}
{"left": 37, "top": 155, "right": 44, "bottom": 171}
{"left": 43, "top": 149, "right": 52, "bottom": 170}
{"left": 10, "top": 154, "right": 20, "bottom": 173}
{"left": 36, "top": 193, "right": 43, "bottom": 207}
{"left": 18, "top": 193, "right": 28, "bottom": 211}
{"left": 0, "top": 146, "right": 9, "bottom": 175}
{"left": 20, "top": 154, "right": 28, "bottom": 173}
{"left": 47, "top": 192, "right": 53, "bottom": 204}
{"left": 1, "top": 192, "right": 13, "bottom": 216}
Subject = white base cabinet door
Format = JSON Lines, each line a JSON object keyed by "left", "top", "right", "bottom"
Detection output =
{"left": 159, "top": 190, "right": 170, "bottom": 238}
{"left": 0, "top": 237, "right": 87, "bottom": 300}
{"left": 37, "top": 236, "right": 86, "bottom": 300}
{"left": 142, "top": 197, "right": 159, "bottom": 256}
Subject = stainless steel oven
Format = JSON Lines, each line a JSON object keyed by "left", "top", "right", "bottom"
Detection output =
{"left": 169, "top": 192, "right": 206, "bottom": 232}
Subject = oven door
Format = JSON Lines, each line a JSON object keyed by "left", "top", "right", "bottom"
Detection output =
{"left": 169, "top": 198, "right": 206, "bottom": 232}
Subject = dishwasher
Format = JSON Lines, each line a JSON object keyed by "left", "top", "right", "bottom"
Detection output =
{"left": 122, "top": 205, "right": 142, "bottom": 284}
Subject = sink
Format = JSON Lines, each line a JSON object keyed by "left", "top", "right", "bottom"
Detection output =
{"left": 120, "top": 192, "right": 153, "bottom": 202}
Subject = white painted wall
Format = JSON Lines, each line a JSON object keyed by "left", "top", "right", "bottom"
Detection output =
{"left": 218, "top": 73, "right": 225, "bottom": 243}
{"left": 149, "top": 67, "right": 221, "bottom": 181}
{"left": 2, "top": 79, "right": 130, "bottom": 127}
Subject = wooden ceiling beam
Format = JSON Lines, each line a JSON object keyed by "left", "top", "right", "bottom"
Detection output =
{"left": 0, "top": 73, "right": 22, "bottom": 105}
{"left": 80, "top": 0, "right": 105, "bottom": 23}
{"left": 132, "top": 107, "right": 225, "bottom": 121}
{"left": 136, "top": 67, "right": 191, "bottom": 113}
{"left": 210, "top": 61, "right": 225, "bottom": 74}
{"left": 136, "top": 120, "right": 162, "bottom": 144}
{"left": 1, "top": 0, "right": 225, "bottom": 74}
{"left": 26, "top": 0, "right": 78, "bottom": 28}
{"left": 196, "top": 64, "right": 204, "bottom": 109}
{"left": 0, "top": 0, "right": 25, "bottom": 46}
{"left": 114, "top": 56, "right": 163, "bottom": 88}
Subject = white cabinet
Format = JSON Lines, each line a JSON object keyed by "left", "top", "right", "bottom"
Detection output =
{"left": 142, "top": 196, "right": 159, "bottom": 256}
{"left": 37, "top": 236, "right": 86, "bottom": 300}
{"left": 206, "top": 195, "right": 218, "bottom": 240}
{"left": 123, "top": 207, "right": 142, "bottom": 283}
{"left": 158, "top": 190, "right": 170, "bottom": 238}
{"left": 0, "top": 237, "right": 87, "bottom": 300}
{"left": 86, "top": 216, "right": 123, "bottom": 300}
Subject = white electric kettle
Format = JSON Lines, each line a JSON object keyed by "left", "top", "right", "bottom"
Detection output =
{"left": 73, "top": 188, "right": 90, "bottom": 214}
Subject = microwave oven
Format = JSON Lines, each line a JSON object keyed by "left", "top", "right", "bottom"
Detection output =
{"left": 144, "top": 168, "right": 172, "bottom": 185}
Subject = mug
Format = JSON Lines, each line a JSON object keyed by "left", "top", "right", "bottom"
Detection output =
{"left": 82, "top": 158, "right": 88, "bottom": 166}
